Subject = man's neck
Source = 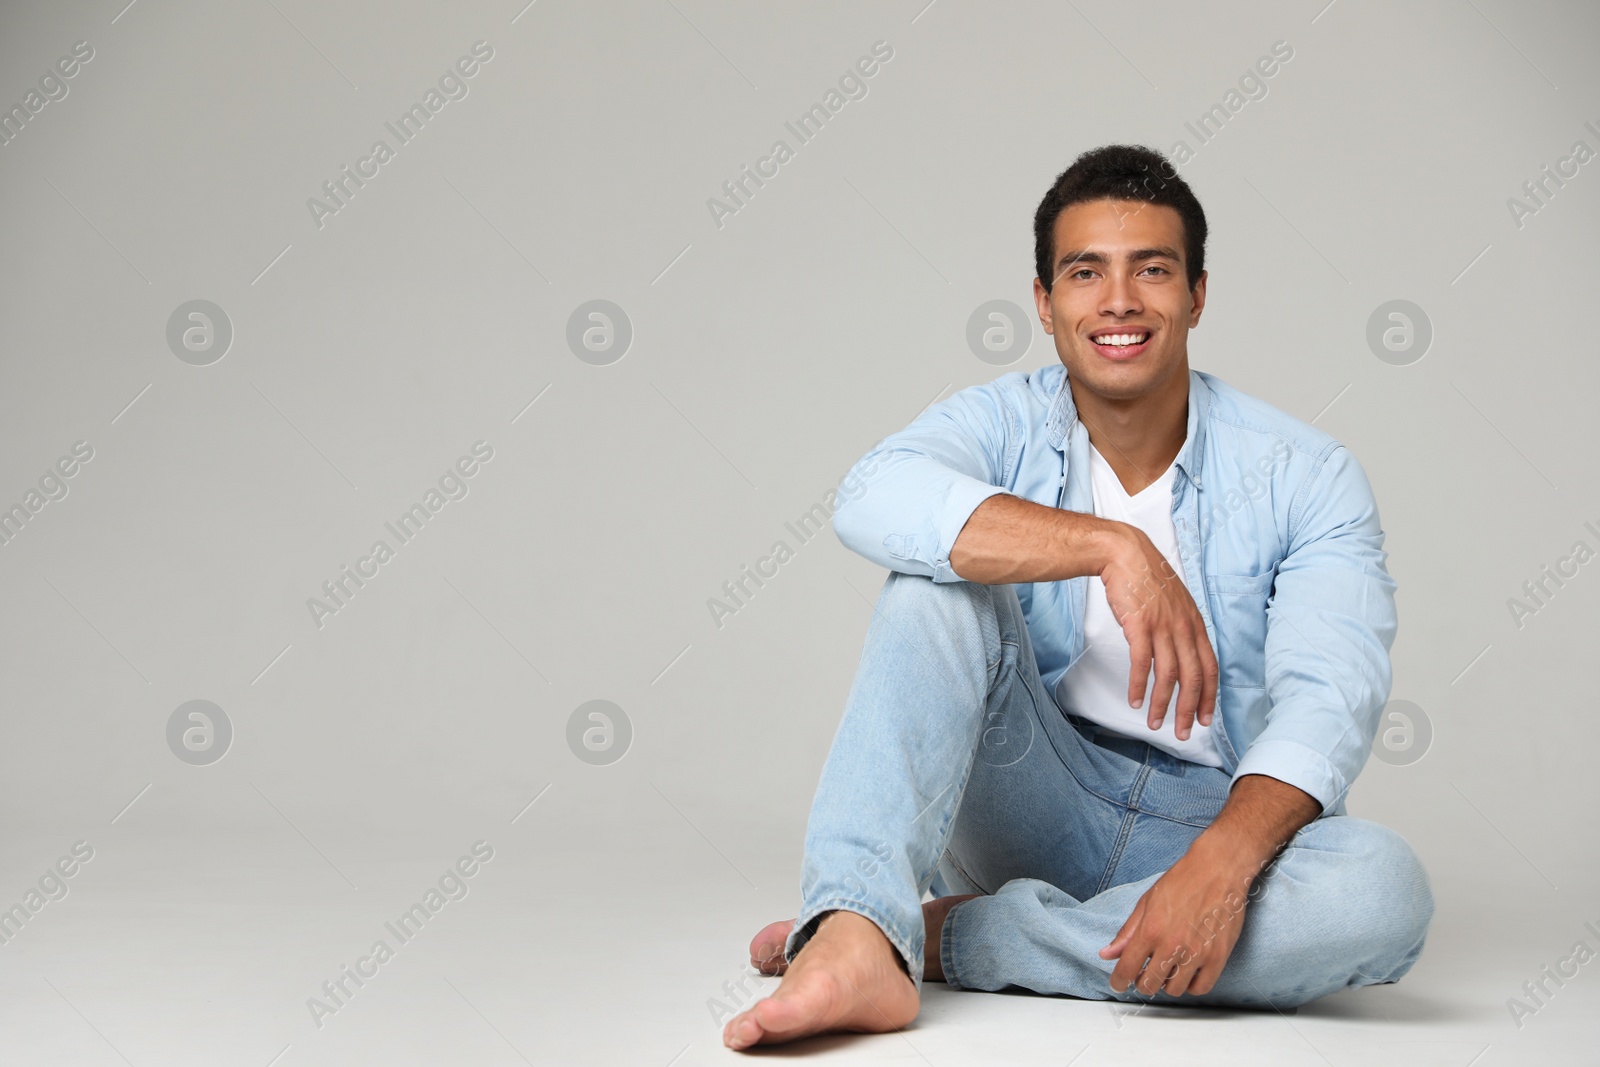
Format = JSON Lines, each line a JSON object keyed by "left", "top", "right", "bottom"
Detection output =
{"left": 1070, "top": 366, "right": 1189, "bottom": 498}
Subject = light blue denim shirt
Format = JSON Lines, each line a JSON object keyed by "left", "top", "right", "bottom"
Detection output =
{"left": 831, "top": 361, "right": 1397, "bottom": 817}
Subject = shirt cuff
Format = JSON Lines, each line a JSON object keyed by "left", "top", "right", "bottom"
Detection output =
{"left": 928, "top": 481, "right": 1010, "bottom": 583}
{"left": 1230, "top": 736, "right": 1349, "bottom": 816}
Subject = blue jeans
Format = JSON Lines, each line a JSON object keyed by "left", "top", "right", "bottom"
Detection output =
{"left": 783, "top": 571, "right": 1434, "bottom": 1007}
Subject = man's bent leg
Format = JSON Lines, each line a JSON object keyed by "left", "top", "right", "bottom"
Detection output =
{"left": 939, "top": 813, "right": 1435, "bottom": 1008}
{"left": 784, "top": 570, "right": 1040, "bottom": 993}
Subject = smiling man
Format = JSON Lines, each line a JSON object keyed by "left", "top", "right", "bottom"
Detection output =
{"left": 723, "top": 144, "right": 1434, "bottom": 1051}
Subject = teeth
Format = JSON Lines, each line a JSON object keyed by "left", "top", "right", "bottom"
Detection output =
{"left": 1094, "top": 333, "right": 1148, "bottom": 347}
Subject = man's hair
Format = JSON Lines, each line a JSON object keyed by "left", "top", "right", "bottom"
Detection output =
{"left": 1033, "top": 144, "right": 1207, "bottom": 293}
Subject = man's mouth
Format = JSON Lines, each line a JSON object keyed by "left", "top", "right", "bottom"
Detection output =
{"left": 1088, "top": 329, "right": 1153, "bottom": 358}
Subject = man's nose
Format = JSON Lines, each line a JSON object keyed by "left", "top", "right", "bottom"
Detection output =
{"left": 1100, "top": 271, "right": 1142, "bottom": 317}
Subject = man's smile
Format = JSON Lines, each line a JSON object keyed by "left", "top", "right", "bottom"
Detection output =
{"left": 1088, "top": 326, "right": 1154, "bottom": 360}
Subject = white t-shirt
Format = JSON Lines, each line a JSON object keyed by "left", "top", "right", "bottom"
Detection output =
{"left": 1053, "top": 440, "right": 1225, "bottom": 768}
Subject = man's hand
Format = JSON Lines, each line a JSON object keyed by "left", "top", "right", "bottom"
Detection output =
{"left": 1099, "top": 774, "right": 1322, "bottom": 998}
{"left": 1098, "top": 838, "right": 1254, "bottom": 997}
{"left": 1099, "top": 526, "right": 1218, "bottom": 740}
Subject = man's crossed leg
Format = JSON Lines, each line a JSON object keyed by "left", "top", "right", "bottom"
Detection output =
{"left": 724, "top": 571, "right": 1433, "bottom": 1051}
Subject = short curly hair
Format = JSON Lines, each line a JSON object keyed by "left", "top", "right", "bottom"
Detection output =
{"left": 1034, "top": 144, "right": 1207, "bottom": 293}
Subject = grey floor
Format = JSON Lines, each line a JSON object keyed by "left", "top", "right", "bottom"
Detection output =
{"left": 1, "top": 811, "right": 1591, "bottom": 1066}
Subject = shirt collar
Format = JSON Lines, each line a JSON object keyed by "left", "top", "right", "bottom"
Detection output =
{"left": 1045, "top": 364, "right": 1211, "bottom": 490}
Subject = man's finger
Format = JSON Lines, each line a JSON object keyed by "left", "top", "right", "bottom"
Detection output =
{"left": 1187, "top": 962, "right": 1221, "bottom": 997}
{"left": 1126, "top": 631, "right": 1152, "bottom": 710}
{"left": 1135, "top": 949, "right": 1172, "bottom": 996}
{"left": 1109, "top": 945, "right": 1150, "bottom": 994}
{"left": 1160, "top": 946, "right": 1203, "bottom": 998}
{"left": 1170, "top": 626, "right": 1202, "bottom": 740}
{"left": 1100, "top": 898, "right": 1145, "bottom": 959}
{"left": 1106, "top": 913, "right": 1151, "bottom": 991}
{"left": 1147, "top": 632, "right": 1178, "bottom": 729}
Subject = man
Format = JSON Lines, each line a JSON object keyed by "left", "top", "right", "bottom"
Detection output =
{"left": 723, "top": 144, "right": 1434, "bottom": 1052}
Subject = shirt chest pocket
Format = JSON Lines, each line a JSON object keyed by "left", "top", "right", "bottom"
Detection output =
{"left": 1204, "top": 569, "right": 1275, "bottom": 690}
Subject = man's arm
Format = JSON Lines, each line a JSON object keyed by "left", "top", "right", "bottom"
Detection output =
{"left": 831, "top": 378, "right": 1168, "bottom": 595}
{"left": 1230, "top": 444, "right": 1399, "bottom": 815}
{"left": 831, "top": 379, "right": 1221, "bottom": 737}
{"left": 1100, "top": 444, "right": 1399, "bottom": 998}
{"left": 948, "top": 492, "right": 1125, "bottom": 584}
{"left": 829, "top": 384, "right": 1014, "bottom": 584}
{"left": 1198, "top": 774, "right": 1323, "bottom": 873}
{"left": 951, "top": 494, "right": 1220, "bottom": 734}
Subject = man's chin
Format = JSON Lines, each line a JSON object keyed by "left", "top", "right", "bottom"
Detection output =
{"left": 1061, "top": 356, "right": 1176, "bottom": 399}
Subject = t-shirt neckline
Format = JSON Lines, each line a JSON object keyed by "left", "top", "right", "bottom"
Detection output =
{"left": 1089, "top": 441, "right": 1177, "bottom": 502}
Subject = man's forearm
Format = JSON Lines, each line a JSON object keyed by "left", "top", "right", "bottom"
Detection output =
{"left": 1188, "top": 773, "right": 1322, "bottom": 885}
{"left": 949, "top": 493, "right": 1131, "bottom": 584}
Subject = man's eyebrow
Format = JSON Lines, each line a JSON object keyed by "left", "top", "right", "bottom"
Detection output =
{"left": 1056, "top": 249, "right": 1103, "bottom": 270}
{"left": 1054, "top": 246, "right": 1183, "bottom": 275}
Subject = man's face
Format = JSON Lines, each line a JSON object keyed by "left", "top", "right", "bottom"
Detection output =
{"left": 1033, "top": 198, "right": 1206, "bottom": 403}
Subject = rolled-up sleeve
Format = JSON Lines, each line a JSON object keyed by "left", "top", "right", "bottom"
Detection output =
{"left": 1231, "top": 445, "right": 1398, "bottom": 815}
{"left": 831, "top": 382, "right": 1015, "bottom": 583}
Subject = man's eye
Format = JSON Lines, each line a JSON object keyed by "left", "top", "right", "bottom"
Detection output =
{"left": 1142, "top": 266, "right": 1168, "bottom": 275}
{"left": 1073, "top": 269, "right": 1095, "bottom": 280}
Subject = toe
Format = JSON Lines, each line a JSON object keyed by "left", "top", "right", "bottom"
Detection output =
{"left": 724, "top": 1010, "right": 763, "bottom": 1050}
{"left": 749, "top": 918, "right": 796, "bottom": 972}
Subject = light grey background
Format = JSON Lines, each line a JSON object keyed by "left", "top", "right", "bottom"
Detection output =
{"left": 1, "top": 1, "right": 1596, "bottom": 1064}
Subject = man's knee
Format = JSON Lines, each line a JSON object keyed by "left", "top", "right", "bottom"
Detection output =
{"left": 1359, "top": 822, "right": 1434, "bottom": 954}
{"left": 1299, "top": 818, "right": 1434, "bottom": 972}
{"left": 1235, "top": 819, "right": 1432, "bottom": 1001}
{"left": 871, "top": 572, "right": 1046, "bottom": 713}
{"left": 881, "top": 569, "right": 1000, "bottom": 610}
{"left": 878, "top": 572, "right": 1017, "bottom": 643}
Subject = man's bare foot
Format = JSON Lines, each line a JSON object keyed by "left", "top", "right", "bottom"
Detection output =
{"left": 727, "top": 894, "right": 985, "bottom": 1051}
{"left": 723, "top": 910, "right": 917, "bottom": 1051}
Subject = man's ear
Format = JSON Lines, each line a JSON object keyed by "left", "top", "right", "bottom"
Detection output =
{"left": 1033, "top": 275, "right": 1054, "bottom": 335}
{"left": 1188, "top": 270, "right": 1208, "bottom": 327}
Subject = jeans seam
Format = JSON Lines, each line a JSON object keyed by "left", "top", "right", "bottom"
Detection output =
{"left": 978, "top": 584, "right": 1008, "bottom": 692}
{"left": 940, "top": 847, "right": 992, "bottom": 897}
{"left": 986, "top": 637, "right": 1016, "bottom": 694}
{"left": 1130, "top": 803, "right": 1220, "bottom": 830}
{"left": 1096, "top": 769, "right": 1149, "bottom": 896}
